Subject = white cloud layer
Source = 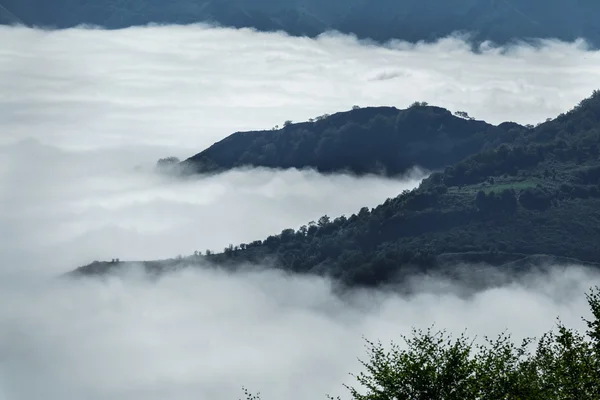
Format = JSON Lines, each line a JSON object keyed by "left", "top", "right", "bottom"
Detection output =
{"left": 1, "top": 266, "right": 599, "bottom": 400}
{"left": 1, "top": 25, "right": 600, "bottom": 153}
{"left": 1, "top": 25, "right": 600, "bottom": 400}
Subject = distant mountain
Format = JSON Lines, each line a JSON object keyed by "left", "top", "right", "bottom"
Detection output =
{"left": 181, "top": 105, "right": 526, "bottom": 176}
{"left": 3, "top": 0, "right": 600, "bottom": 48}
{"left": 0, "top": 2, "right": 22, "bottom": 24}
{"left": 72, "top": 91, "right": 600, "bottom": 287}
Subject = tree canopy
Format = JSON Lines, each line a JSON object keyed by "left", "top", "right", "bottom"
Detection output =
{"left": 181, "top": 105, "right": 524, "bottom": 177}
{"left": 4, "top": 0, "right": 600, "bottom": 48}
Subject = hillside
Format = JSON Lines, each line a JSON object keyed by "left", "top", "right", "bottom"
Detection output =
{"left": 180, "top": 105, "right": 526, "bottom": 176}
{"left": 72, "top": 91, "right": 600, "bottom": 287}
{"left": 2, "top": 0, "right": 600, "bottom": 48}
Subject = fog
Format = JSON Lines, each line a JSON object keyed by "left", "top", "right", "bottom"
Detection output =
{"left": 2, "top": 25, "right": 600, "bottom": 153}
{"left": 1, "top": 25, "right": 600, "bottom": 400}
{"left": 1, "top": 266, "right": 599, "bottom": 400}
{"left": 0, "top": 137, "right": 427, "bottom": 278}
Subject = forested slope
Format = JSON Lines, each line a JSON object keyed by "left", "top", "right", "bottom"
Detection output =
{"left": 3, "top": 0, "right": 600, "bottom": 48}
{"left": 181, "top": 105, "right": 526, "bottom": 176}
{"left": 73, "top": 91, "right": 600, "bottom": 287}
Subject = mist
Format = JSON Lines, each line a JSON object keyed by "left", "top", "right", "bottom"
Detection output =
{"left": 2, "top": 25, "right": 600, "bottom": 153}
{"left": 1, "top": 24, "right": 600, "bottom": 399}
{"left": 0, "top": 138, "right": 426, "bottom": 278}
{"left": 1, "top": 266, "right": 599, "bottom": 400}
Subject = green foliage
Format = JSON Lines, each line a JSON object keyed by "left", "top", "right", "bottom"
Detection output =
{"left": 475, "top": 189, "right": 518, "bottom": 214}
{"left": 7, "top": 0, "right": 600, "bottom": 49}
{"left": 339, "top": 287, "right": 600, "bottom": 400}
{"left": 73, "top": 91, "right": 600, "bottom": 288}
{"left": 178, "top": 91, "right": 600, "bottom": 288}
{"left": 182, "top": 105, "right": 522, "bottom": 176}
{"left": 156, "top": 156, "right": 181, "bottom": 172}
{"left": 518, "top": 187, "right": 553, "bottom": 211}
{"left": 340, "top": 329, "right": 477, "bottom": 400}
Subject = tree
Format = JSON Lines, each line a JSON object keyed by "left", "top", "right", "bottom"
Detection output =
{"left": 298, "top": 225, "right": 308, "bottom": 236}
{"left": 330, "top": 287, "right": 600, "bottom": 400}
{"left": 499, "top": 188, "right": 518, "bottom": 213}
{"left": 519, "top": 187, "right": 552, "bottom": 210}
{"left": 476, "top": 189, "right": 518, "bottom": 214}
{"left": 280, "top": 228, "right": 295, "bottom": 242}
{"left": 475, "top": 190, "right": 488, "bottom": 211}
{"left": 318, "top": 215, "right": 331, "bottom": 227}
{"left": 156, "top": 156, "right": 180, "bottom": 166}
{"left": 358, "top": 207, "right": 370, "bottom": 218}
{"left": 156, "top": 156, "right": 181, "bottom": 173}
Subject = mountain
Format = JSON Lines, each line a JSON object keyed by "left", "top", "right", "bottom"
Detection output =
{"left": 180, "top": 105, "right": 526, "bottom": 176}
{"left": 72, "top": 91, "right": 600, "bottom": 287}
{"left": 0, "top": 2, "right": 22, "bottom": 24}
{"left": 3, "top": 0, "right": 600, "bottom": 48}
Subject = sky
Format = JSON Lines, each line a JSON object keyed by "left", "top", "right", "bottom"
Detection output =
{"left": 1, "top": 24, "right": 600, "bottom": 400}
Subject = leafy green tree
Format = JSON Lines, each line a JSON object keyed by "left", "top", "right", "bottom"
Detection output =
{"left": 318, "top": 215, "right": 331, "bottom": 227}
{"left": 332, "top": 329, "right": 477, "bottom": 400}
{"left": 330, "top": 287, "right": 600, "bottom": 400}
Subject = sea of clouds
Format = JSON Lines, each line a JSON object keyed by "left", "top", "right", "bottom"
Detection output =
{"left": 1, "top": 24, "right": 600, "bottom": 400}
{"left": 2, "top": 24, "right": 600, "bottom": 153}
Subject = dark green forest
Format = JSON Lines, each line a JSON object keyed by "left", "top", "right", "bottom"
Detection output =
{"left": 180, "top": 105, "right": 526, "bottom": 176}
{"left": 73, "top": 91, "right": 600, "bottom": 288}
{"left": 3, "top": 0, "right": 600, "bottom": 48}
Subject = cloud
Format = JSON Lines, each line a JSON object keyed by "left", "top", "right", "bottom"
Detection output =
{"left": 1, "top": 265, "right": 599, "bottom": 400}
{"left": 0, "top": 137, "right": 424, "bottom": 278}
{"left": 1, "top": 25, "right": 600, "bottom": 154}
{"left": 1, "top": 24, "right": 600, "bottom": 399}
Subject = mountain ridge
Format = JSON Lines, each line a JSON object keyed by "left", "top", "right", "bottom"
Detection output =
{"left": 71, "top": 91, "right": 600, "bottom": 287}
{"left": 2, "top": 0, "right": 600, "bottom": 48}
{"left": 179, "top": 104, "right": 527, "bottom": 177}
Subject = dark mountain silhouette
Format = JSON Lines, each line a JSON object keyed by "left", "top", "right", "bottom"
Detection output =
{"left": 71, "top": 91, "right": 600, "bottom": 287}
{"left": 2, "top": 0, "right": 600, "bottom": 48}
{"left": 180, "top": 105, "right": 527, "bottom": 177}
{"left": 0, "top": 1, "right": 22, "bottom": 24}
